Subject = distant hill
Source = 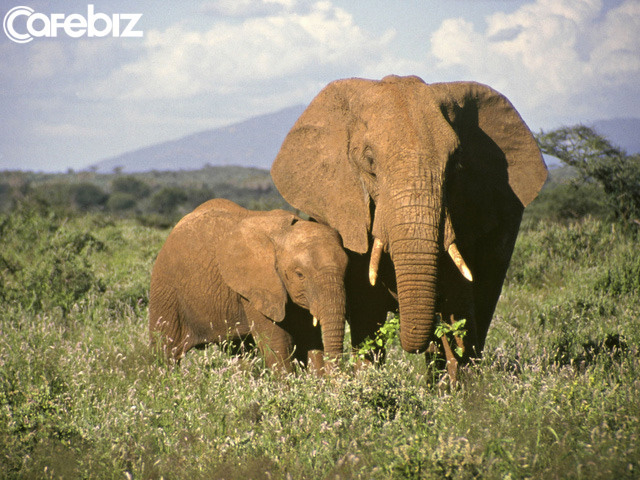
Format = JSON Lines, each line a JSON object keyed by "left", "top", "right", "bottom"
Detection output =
{"left": 90, "top": 105, "right": 306, "bottom": 173}
{"left": 90, "top": 107, "right": 639, "bottom": 174}
{"left": 590, "top": 118, "right": 640, "bottom": 154}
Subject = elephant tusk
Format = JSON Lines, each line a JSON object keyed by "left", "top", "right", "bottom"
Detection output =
{"left": 313, "top": 316, "right": 319, "bottom": 327}
{"left": 369, "top": 238, "right": 384, "bottom": 286}
{"left": 448, "top": 243, "right": 473, "bottom": 282}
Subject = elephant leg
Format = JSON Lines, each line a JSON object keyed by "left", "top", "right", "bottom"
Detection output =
{"left": 306, "top": 350, "right": 325, "bottom": 374}
{"left": 243, "top": 300, "right": 295, "bottom": 373}
{"left": 149, "top": 286, "right": 193, "bottom": 363}
{"left": 473, "top": 262, "right": 511, "bottom": 355}
{"left": 471, "top": 223, "right": 521, "bottom": 354}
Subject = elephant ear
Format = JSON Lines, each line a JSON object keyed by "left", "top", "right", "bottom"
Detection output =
{"left": 429, "top": 81, "right": 547, "bottom": 207}
{"left": 271, "top": 78, "right": 375, "bottom": 254}
{"left": 217, "top": 211, "right": 297, "bottom": 322}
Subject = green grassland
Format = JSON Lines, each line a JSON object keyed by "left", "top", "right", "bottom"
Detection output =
{"left": 1, "top": 160, "right": 640, "bottom": 478}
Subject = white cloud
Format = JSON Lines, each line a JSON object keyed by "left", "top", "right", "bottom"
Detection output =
{"left": 27, "top": 43, "right": 68, "bottom": 79}
{"left": 431, "top": 18, "right": 481, "bottom": 69}
{"left": 5, "top": 0, "right": 638, "bottom": 172}
{"left": 429, "top": 0, "right": 640, "bottom": 126}
{"left": 590, "top": 0, "right": 640, "bottom": 78}
{"left": 87, "top": 1, "right": 392, "bottom": 104}
{"left": 200, "top": 0, "right": 295, "bottom": 18}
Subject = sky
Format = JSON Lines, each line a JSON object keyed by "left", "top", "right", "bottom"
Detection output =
{"left": 0, "top": 0, "right": 638, "bottom": 172}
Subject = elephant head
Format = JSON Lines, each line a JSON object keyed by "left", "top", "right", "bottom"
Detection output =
{"left": 271, "top": 75, "right": 547, "bottom": 354}
{"left": 216, "top": 210, "right": 348, "bottom": 362}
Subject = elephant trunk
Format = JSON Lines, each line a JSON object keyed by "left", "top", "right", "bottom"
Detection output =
{"left": 311, "top": 275, "right": 347, "bottom": 362}
{"left": 392, "top": 240, "right": 439, "bottom": 353}
{"left": 385, "top": 183, "right": 441, "bottom": 353}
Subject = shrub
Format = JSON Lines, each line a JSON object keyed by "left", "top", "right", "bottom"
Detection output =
{"left": 184, "top": 186, "right": 216, "bottom": 210}
{"left": 111, "top": 176, "right": 151, "bottom": 199}
{"left": 524, "top": 181, "right": 610, "bottom": 223}
{"left": 0, "top": 206, "right": 104, "bottom": 315}
{"left": 107, "top": 192, "right": 137, "bottom": 211}
{"left": 25, "top": 182, "right": 108, "bottom": 213}
{"left": 70, "top": 183, "right": 108, "bottom": 210}
{"left": 28, "top": 183, "right": 73, "bottom": 210}
{"left": 148, "top": 187, "right": 188, "bottom": 214}
{"left": 0, "top": 182, "right": 13, "bottom": 211}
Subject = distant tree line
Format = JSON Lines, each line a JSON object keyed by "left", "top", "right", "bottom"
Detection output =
{"left": 2, "top": 128, "right": 638, "bottom": 229}
{"left": 0, "top": 167, "right": 290, "bottom": 227}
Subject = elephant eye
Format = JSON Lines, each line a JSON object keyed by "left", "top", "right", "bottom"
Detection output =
{"left": 294, "top": 269, "right": 305, "bottom": 280}
{"left": 362, "top": 147, "right": 376, "bottom": 175}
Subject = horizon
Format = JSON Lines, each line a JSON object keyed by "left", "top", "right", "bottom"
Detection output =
{"left": 1, "top": 0, "right": 638, "bottom": 172}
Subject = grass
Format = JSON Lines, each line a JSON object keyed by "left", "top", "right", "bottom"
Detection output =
{"left": 1, "top": 207, "right": 639, "bottom": 479}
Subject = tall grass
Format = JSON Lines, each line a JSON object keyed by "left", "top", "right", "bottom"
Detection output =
{"left": 1, "top": 208, "right": 639, "bottom": 479}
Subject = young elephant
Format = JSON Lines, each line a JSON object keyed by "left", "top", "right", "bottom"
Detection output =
{"left": 149, "top": 198, "right": 348, "bottom": 373}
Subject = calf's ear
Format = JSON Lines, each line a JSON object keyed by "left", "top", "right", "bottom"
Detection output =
{"left": 217, "top": 212, "right": 297, "bottom": 322}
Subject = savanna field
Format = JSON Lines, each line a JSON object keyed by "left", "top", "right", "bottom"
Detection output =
{"left": 2, "top": 130, "right": 640, "bottom": 479}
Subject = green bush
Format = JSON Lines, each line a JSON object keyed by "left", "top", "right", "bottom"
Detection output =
{"left": 184, "top": 186, "right": 216, "bottom": 210}
{"left": 1, "top": 209, "right": 639, "bottom": 479}
{"left": 25, "top": 182, "right": 108, "bottom": 213}
{"left": 524, "top": 181, "right": 610, "bottom": 223}
{"left": 111, "top": 176, "right": 151, "bottom": 199}
{"left": 70, "top": 183, "right": 109, "bottom": 210}
{"left": 148, "top": 187, "right": 188, "bottom": 214}
{"left": 28, "top": 183, "right": 73, "bottom": 211}
{"left": 0, "top": 206, "right": 105, "bottom": 315}
{"left": 107, "top": 191, "right": 137, "bottom": 211}
{"left": 0, "top": 182, "right": 14, "bottom": 212}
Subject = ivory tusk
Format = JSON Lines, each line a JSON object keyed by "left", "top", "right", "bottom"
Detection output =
{"left": 448, "top": 243, "right": 473, "bottom": 282}
{"left": 313, "top": 316, "right": 318, "bottom": 327}
{"left": 369, "top": 238, "right": 384, "bottom": 286}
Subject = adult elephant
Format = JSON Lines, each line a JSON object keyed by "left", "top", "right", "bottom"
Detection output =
{"left": 271, "top": 75, "right": 547, "bottom": 368}
{"left": 149, "top": 199, "right": 348, "bottom": 373}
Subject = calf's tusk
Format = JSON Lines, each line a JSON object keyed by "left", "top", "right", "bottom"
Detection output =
{"left": 448, "top": 243, "right": 473, "bottom": 282}
{"left": 313, "top": 316, "right": 318, "bottom": 327}
{"left": 369, "top": 238, "right": 384, "bottom": 286}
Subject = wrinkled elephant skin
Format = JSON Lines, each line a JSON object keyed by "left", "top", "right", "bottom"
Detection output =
{"left": 271, "top": 75, "right": 547, "bottom": 364}
{"left": 149, "top": 199, "right": 348, "bottom": 373}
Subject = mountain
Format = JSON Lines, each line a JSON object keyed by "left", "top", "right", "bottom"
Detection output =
{"left": 90, "top": 105, "right": 306, "bottom": 173}
{"left": 90, "top": 108, "right": 639, "bottom": 174}
{"left": 590, "top": 118, "right": 640, "bottom": 154}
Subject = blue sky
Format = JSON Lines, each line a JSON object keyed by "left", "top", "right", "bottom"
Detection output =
{"left": 1, "top": 0, "right": 638, "bottom": 171}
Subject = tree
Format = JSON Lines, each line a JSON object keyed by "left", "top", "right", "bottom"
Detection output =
{"left": 111, "top": 176, "right": 151, "bottom": 199}
{"left": 149, "top": 187, "right": 188, "bottom": 215}
{"left": 71, "top": 183, "right": 109, "bottom": 210}
{"left": 107, "top": 192, "right": 137, "bottom": 211}
{"left": 537, "top": 126, "right": 640, "bottom": 226}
